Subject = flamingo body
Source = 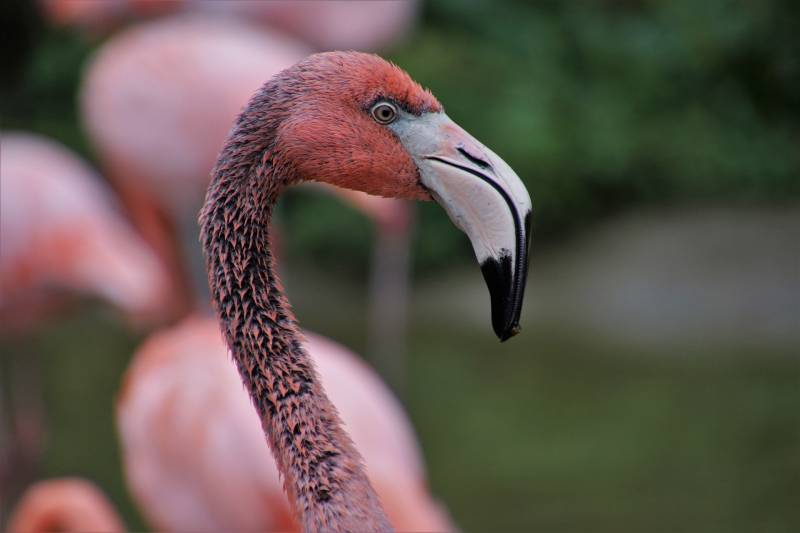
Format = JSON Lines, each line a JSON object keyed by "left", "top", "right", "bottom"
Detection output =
{"left": 43, "top": 0, "right": 417, "bottom": 52}
{"left": 0, "top": 132, "right": 169, "bottom": 328}
{"left": 191, "top": 0, "right": 418, "bottom": 52}
{"left": 81, "top": 15, "right": 309, "bottom": 218}
{"left": 7, "top": 478, "right": 124, "bottom": 533}
{"left": 116, "top": 316, "right": 452, "bottom": 532}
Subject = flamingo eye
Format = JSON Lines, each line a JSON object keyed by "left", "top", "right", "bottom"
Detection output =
{"left": 370, "top": 102, "right": 397, "bottom": 125}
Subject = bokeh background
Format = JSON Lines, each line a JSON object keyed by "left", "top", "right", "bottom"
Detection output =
{"left": 2, "top": 0, "right": 799, "bottom": 531}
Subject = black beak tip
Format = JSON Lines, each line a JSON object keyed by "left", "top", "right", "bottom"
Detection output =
{"left": 481, "top": 254, "right": 524, "bottom": 343}
{"left": 496, "top": 322, "right": 522, "bottom": 342}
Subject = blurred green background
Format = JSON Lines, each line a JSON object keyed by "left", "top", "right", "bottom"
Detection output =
{"left": 2, "top": 0, "right": 799, "bottom": 531}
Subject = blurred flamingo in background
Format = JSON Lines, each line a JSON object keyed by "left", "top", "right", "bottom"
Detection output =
{"left": 40, "top": 0, "right": 171, "bottom": 33}
{"left": 187, "top": 0, "right": 418, "bottom": 51}
{"left": 41, "top": 0, "right": 419, "bottom": 52}
{"left": 79, "top": 15, "right": 309, "bottom": 313}
{"left": 0, "top": 132, "right": 171, "bottom": 517}
{"left": 80, "top": 14, "right": 413, "bottom": 387}
{"left": 6, "top": 478, "right": 124, "bottom": 533}
{"left": 116, "top": 315, "right": 453, "bottom": 532}
{"left": 0, "top": 132, "right": 170, "bottom": 330}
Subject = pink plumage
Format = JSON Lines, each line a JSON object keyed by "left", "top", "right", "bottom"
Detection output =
{"left": 0, "top": 132, "right": 170, "bottom": 329}
{"left": 116, "top": 316, "right": 453, "bottom": 532}
{"left": 7, "top": 478, "right": 124, "bottom": 533}
{"left": 41, "top": 0, "right": 418, "bottom": 52}
{"left": 81, "top": 15, "right": 309, "bottom": 218}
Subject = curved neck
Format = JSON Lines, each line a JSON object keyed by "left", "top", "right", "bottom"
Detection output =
{"left": 200, "top": 105, "right": 391, "bottom": 532}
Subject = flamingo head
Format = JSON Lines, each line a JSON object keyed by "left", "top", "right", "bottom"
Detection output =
{"left": 272, "top": 52, "right": 532, "bottom": 341}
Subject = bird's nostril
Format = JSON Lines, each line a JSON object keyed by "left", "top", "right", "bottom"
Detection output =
{"left": 457, "top": 146, "right": 491, "bottom": 170}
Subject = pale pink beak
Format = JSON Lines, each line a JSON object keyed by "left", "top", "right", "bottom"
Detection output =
{"left": 390, "top": 113, "right": 532, "bottom": 340}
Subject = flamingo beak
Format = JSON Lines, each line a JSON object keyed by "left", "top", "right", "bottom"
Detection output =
{"left": 390, "top": 113, "right": 532, "bottom": 341}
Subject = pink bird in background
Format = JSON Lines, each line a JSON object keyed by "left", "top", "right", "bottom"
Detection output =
{"left": 0, "top": 132, "right": 171, "bottom": 330}
{"left": 188, "top": 0, "right": 418, "bottom": 51}
{"left": 116, "top": 316, "right": 453, "bottom": 532}
{"left": 41, "top": 0, "right": 419, "bottom": 52}
{"left": 79, "top": 15, "right": 310, "bottom": 313}
{"left": 81, "top": 15, "right": 309, "bottom": 223}
{"left": 6, "top": 478, "right": 124, "bottom": 533}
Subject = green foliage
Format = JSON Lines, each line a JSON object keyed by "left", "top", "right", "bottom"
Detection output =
{"left": 390, "top": 0, "right": 800, "bottom": 248}
{"left": 2, "top": 26, "right": 95, "bottom": 157}
{"left": 279, "top": 189, "right": 375, "bottom": 278}
{"left": 3, "top": 0, "right": 799, "bottom": 277}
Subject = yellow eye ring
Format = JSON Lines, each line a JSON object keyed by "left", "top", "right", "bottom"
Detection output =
{"left": 370, "top": 102, "right": 397, "bottom": 125}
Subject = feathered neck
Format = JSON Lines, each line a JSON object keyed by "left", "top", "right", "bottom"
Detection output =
{"left": 199, "top": 85, "right": 391, "bottom": 532}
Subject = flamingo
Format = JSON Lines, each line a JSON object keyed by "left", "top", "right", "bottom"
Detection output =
{"left": 6, "top": 478, "right": 124, "bottom": 533}
{"left": 116, "top": 315, "right": 453, "bottom": 532}
{"left": 0, "top": 132, "right": 170, "bottom": 330}
{"left": 81, "top": 14, "right": 413, "bottom": 382}
{"left": 199, "top": 51, "right": 532, "bottom": 530}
